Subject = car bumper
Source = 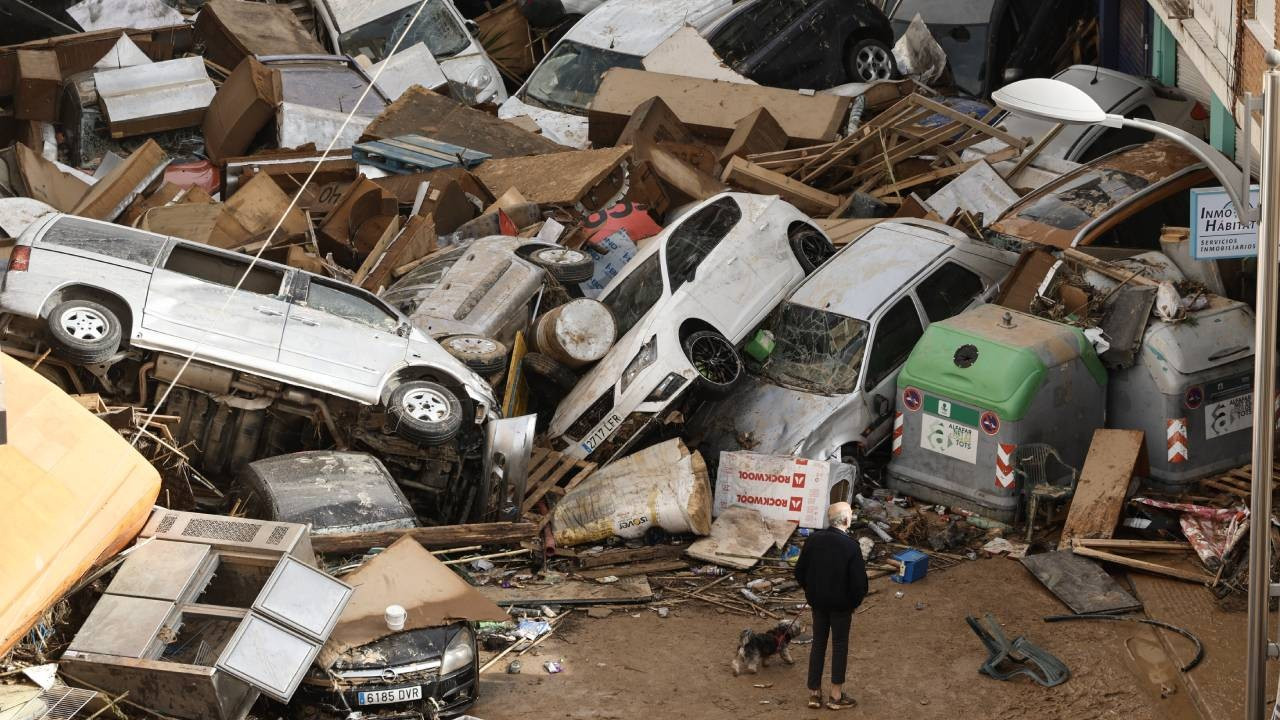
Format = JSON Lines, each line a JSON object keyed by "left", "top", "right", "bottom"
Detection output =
{"left": 302, "top": 664, "right": 478, "bottom": 718}
{"left": 553, "top": 359, "right": 696, "bottom": 461}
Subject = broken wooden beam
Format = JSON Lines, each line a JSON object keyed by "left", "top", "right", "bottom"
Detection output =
{"left": 720, "top": 156, "right": 840, "bottom": 215}
{"left": 310, "top": 522, "right": 537, "bottom": 554}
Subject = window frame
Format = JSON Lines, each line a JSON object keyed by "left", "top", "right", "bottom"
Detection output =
{"left": 661, "top": 196, "right": 743, "bottom": 293}
{"left": 160, "top": 241, "right": 288, "bottom": 298}
{"left": 297, "top": 275, "right": 404, "bottom": 333}
{"left": 862, "top": 293, "right": 926, "bottom": 392}
{"left": 915, "top": 260, "right": 986, "bottom": 323}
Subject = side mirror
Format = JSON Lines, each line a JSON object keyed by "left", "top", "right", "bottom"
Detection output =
{"left": 873, "top": 394, "right": 891, "bottom": 418}
{"left": 397, "top": 323, "right": 411, "bottom": 338}
{"left": 465, "top": 18, "right": 480, "bottom": 35}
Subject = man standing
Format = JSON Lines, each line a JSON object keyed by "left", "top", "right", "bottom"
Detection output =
{"left": 793, "top": 501, "right": 868, "bottom": 710}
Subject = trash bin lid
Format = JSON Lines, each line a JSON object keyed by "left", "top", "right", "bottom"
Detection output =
{"left": 1144, "top": 297, "right": 1255, "bottom": 375}
{"left": 898, "top": 306, "right": 1104, "bottom": 421}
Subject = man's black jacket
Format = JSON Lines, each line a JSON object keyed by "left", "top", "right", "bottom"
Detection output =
{"left": 793, "top": 527, "right": 869, "bottom": 611}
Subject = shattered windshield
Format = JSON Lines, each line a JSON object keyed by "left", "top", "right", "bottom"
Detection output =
{"left": 600, "top": 253, "right": 665, "bottom": 340}
{"left": 522, "top": 40, "right": 646, "bottom": 114}
{"left": 754, "top": 303, "right": 869, "bottom": 395}
{"left": 1015, "top": 168, "right": 1150, "bottom": 231}
{"left": 337, "top": 1, "right": 470, "bottom": 64}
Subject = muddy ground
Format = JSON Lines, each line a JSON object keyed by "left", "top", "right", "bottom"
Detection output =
{"left": 471, "top": 557, "right": 1214, "bottom": 720}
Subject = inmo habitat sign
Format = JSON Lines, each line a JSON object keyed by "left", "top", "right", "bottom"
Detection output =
{"left": 1190, "top": 185, "right": 1260, "bottom": 259}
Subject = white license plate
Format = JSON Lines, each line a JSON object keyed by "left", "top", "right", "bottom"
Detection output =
{"left": 920, "top": 413, "right": 978, "bottom": 464}
{"left": 357, "top": 686, "right": 423, "bottom": 706}
{"left": 1205, "top": 393, "right": 1252, "bottom": 439}
{"left": 579, "top": 411, "right": 624, "bottom": 454}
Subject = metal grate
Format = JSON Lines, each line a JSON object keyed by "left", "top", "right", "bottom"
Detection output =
{"left": 33, "top": 685, "right": 97, "bottom": 720}
{"left": 181, "top": 518, "right": 261, "bottom": 543}
{"left": 155, "top": 513, "right": 178, "bottom": 534}
{"left": 265, "top": 525, "right": 288, "bottom": 546}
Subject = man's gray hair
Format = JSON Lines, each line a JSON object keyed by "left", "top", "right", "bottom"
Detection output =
{"left": 827, "top": 501, "right": 853, "bottom": 529}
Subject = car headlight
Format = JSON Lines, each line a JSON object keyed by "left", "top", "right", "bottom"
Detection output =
{"left": 465, "top": 66, "right": 496, "bottom": 104}
{"left": 441, "top": 626, "right": 475, "bottom": 675}
{"left": 645, "top": 372, "right": 686, "bottom": 403}
{"left": 620, "top": 336, "right": 658, "bottom": 393}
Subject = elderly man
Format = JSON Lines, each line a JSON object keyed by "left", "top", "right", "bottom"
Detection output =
{"left": 793, "top": 501, "right": 868, "bottom": 710}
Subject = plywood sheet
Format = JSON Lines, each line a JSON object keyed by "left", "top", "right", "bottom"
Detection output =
{"left": 1020, "top": 549, "right": 1142, "bottom": 614}
{"left": 363, "top": 85, "right": 564, "bottom": 158}
{"left": 1059, "top": 429, "right": 1147, "bottom": 550}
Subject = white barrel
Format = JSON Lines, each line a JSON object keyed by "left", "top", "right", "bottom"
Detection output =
{"left": 534, "top": 298, "right": 616, "bottom": 368}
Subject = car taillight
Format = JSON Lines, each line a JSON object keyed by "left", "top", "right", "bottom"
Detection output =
{"left": 8, "top": 245, "right": 29, "bottom": 272}
{"left": 1191, "top": 101, "right": 1210, "bottom": 121}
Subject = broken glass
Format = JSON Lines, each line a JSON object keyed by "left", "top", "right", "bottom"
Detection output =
{"left": 337, "top": 1, "right": 470, "bottom": 64}
{"left": 753, "top": 302, "right": 869, "bottom": 395}
{"left": 522, "top": 40, "right": 646, "bottom": 114}
{"left": 601, "top": 253, "right": 665, "bottom": 340}
{"left": 1016, "top": 168, "right": 1149, "bottom": 231}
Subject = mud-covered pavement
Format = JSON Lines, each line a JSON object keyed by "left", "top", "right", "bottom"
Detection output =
{"left": 473, "top": 558, "right": 1211, "bottom": 720}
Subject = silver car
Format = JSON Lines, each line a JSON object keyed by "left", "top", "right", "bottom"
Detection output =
{"left": 0, "top": 214, "right": 496, "bottom": 446}
{"left": 690, "top": 220, "right": 1015, "bottom": 462}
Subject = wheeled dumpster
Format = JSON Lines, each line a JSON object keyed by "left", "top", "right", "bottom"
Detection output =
{"left": 887, "top": 305, "right": 1107, "bottom": 523}
{"left": 1109, "top": 296, "right": 1257, "bottom": 492}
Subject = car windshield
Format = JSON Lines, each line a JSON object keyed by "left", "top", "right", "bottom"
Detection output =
{"left": 754, "top": 302, "right": 869, "bottom": 395}
{"left": 1015, "top": 168, "right": 1150, "bottom": 231}
{"left": 600, "top": 253, "right": 665, "bottom": 340}
{"left": 522, "top": 39, "right": 645, "bottom": 114}
{"left": 337, "top": 0, "right": 469, "bottom": 63}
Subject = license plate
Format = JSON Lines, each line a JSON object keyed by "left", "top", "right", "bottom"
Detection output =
{"left": 579, "top": 411, "right": 624, "bottom": 454}
{"left": 920, "top": 413, "right": 978, "bottom": 464}
{"left": 1205, "top": 392, "right": 1252, "bottom": 439}
{"left": 357, "top": 686, "right": 423, "bottom": 706}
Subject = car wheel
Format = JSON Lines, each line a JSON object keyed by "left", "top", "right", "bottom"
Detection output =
{"left": 522, "top": 352, "right": 579, "bottom": 392}
{"left": 846, "top": 38, "right": 897, "bottom": 82}
{"left": 682, "top": 330, "right": 742, "bottom": 397}
{"left": 442, "top": 335, "right": 509, "bottom": 375}
{"left": 387, "top": 380, "right": 464, "bottom": 446}
{"left": 790, "top": 227, "right": 836, "bottom": 273}
{"left": 46, "top": 300, "right": 122, "bottom": 366}
{"left": 528, "top": 246, "right": 596, "bottom": 284}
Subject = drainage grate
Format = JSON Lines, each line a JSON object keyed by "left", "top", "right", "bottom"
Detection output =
{"left": 181, "top": 517, "right": 261, "bottom": 543}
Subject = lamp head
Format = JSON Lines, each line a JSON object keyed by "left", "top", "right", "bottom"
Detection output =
{"left": 992, "top": 77, "right": 1110, "bottom": 125}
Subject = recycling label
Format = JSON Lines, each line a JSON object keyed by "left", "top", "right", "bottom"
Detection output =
{"left": 1205, "top": 392, "right": 1252, "bottom": 439}
{"left": 921, "top": 413, "right": 978, "bottom": 464}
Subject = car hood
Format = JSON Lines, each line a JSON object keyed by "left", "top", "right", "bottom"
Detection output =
{"left": 691, "top": 374, "right": 855, "bottom": 459}
{"left": 549, "top": 306, "right": 664, "bottom": 435}
{"left": 498, "top": 95, "right": 589, "bottom": 148}
{"left": 329, "top": 624, "right": 460, "bottom": 670}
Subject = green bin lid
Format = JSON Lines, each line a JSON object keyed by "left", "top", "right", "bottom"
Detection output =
{"left": 897, "top": 306, "right": 1106, "bottom": 422}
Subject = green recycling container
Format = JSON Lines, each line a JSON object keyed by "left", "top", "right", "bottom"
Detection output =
{"left": 886, "top": 305, "right": 1107, "bottom": 523}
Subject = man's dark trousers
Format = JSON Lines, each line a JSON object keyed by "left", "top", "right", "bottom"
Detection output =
{"left": 807, "top": 608, "right": 852, "bottom": 690}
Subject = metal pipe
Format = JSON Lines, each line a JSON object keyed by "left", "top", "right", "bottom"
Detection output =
{"left": 1248, "top": 50, "right": 1280, "bottom": 720}
{"left": 136, "top": 360, "right": 156, "bottom": 407}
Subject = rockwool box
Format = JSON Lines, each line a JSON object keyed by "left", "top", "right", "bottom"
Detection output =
{"left": 713, "top": 452, "right": 854, "bottom": 529}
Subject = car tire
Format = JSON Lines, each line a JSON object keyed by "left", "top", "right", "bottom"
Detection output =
{"left": 790, "top": 226, "right": 836, "bottom": 273}
{"left": 442, "top": 335, "right": 509, "bottom": 375}
{"left": 387, "top": 380, "right": 464, "bottom": 446}
{"left": 682, "top": 330, "right": 742, "bottom": 397}
{"left": 522, "top": 352, "right": 579, "bottom": 392}
{"left": 46, "top": 300, "right": 122, "bottom": 366}
{"left": 527, "top": 246, "right": 596, "bottom": 284}
{"left": 846, "top": 38, "right": 897, "bottom": 83}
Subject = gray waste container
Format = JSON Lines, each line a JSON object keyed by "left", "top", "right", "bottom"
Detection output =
{"left": 1109, "top": 296, "right": 1257, "bottom": 492}
{"left": 887, "top": 305, "right": 1107, "bottom": 523}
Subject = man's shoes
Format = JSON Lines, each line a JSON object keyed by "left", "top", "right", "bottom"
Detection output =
{"left": 807, "top": 692, "right": 823, "bottom": 709}
{"left": 825, "top": 694, "right": 857, "bottom": 710}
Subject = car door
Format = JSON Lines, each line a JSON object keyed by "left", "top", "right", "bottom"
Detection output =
{"left": 662, "top": 196, "right": 760, "bottom": 338}
{"left": 142, "top": 242, "right": 289, "bottom": 363}
{"left": 859, "top": 294, "right": 927, "bottom": 447}
{"left": 280, "top": 276, "right": 408, "bottom": 387}
{"left": 709, "top": 0, "right": 827, "bottom": 88}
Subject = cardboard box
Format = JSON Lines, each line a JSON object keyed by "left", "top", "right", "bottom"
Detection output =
{"left": 72, "top": 139, "right": 168, "bottom": 221}
{"left": 713, "top": 452, "right": 854, "bottom": 529}
{"left": 589, "top": 69, "right": 851, "bottom": 148}
{"left": 194, "top": 0, "right": 323, "bottom": 73}
{"left": 15, "top": 50, "right": 60, "bottom": 121}
{"left": 203, "top": 56, "right": 282, "bottom": 164}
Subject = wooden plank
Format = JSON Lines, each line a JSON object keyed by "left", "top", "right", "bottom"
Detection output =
{"left": 869, "top": 146, "right": 1018, "bottom": 198}
{"left": 310, "top": 522, "right": 536, "bottom": 555}
{"left": 576, "top": 559, "right": 689, "bottom": 580}
{"left": 720, "top": 156, "right": 840, "bottom": 215}
{"left": 719, "top": 107, "right": 788, "bottom": 163}
{"left": 562, "top": 461, "right": 596, "bottom": 493}
{"left": 909, "top": 93, "right": 1028, "bottom": 151}
{"left": 522, "top": 455, "right": 578, "bottom": 513}
{"left": 576, "top": 545, "right": 686, "bottom": 569}
{"left": 1059, "top": 429, "right": 1147, "bottom": 550}
{"left": 1071, "top": 545, "right": 1213, "bottom": 584}
{"left": 478, "top": 575, "right": 654, "bottom": 606}
{"left": 1074, "top": 538, "right": 1195, "bottom": 552}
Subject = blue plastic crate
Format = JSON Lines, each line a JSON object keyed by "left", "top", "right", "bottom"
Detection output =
{"left": 890, "top": 549, "right": 928, "bottom": 584}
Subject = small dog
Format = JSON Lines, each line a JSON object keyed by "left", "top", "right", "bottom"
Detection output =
{"left": 732, "top": 619, "right": 803, "bottom": 676}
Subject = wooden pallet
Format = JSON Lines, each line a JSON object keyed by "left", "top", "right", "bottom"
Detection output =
{"left": 523, "top": 448, "right": 596, "bottom": 529}
{"left": 1197, "top": 463, "right": 1280, "bottom": 499}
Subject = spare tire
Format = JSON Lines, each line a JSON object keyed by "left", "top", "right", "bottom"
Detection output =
{"left": 387, "top": 380, "right": 464, "bottom": 446}
{"left": 527, "top": 246, "right": 596, "bottom": 284}
{"left": 46, "top": 299, "right": 122, "bottom": 366}
{"left": 442, "top": 335, "right": 509, "bottom": 375}
{"left": 522, "top": 352, "right": 579, "bottom": 392}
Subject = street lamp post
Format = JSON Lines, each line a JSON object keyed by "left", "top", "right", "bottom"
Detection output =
{"left": 995, "top": 59, "right": 1278, "bottom": 720}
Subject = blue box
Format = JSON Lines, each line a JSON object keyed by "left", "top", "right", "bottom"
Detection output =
{"left": 890, "top": 549, "right": 928, "bottom": 584}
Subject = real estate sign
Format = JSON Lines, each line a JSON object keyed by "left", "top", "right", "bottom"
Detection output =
{"left": 1190, "top": 185, "right": 1260, "bottom": 259}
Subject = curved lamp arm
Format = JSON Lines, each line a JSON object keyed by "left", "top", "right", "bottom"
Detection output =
{"left": 1116, "top": 115, "right": 1258, "bottom": 223}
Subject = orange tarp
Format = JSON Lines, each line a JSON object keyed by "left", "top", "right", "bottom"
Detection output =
{"left": 0, "top": 353, "right": 160, "bottom": 656}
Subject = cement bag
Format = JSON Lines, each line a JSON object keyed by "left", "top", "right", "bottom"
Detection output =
{"left": 551, "top": 439, "right": 712, "bottom": 546}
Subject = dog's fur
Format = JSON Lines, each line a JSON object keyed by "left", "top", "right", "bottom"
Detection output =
{"left": 732, "top": 619, "right": 803, "bottom": 676}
